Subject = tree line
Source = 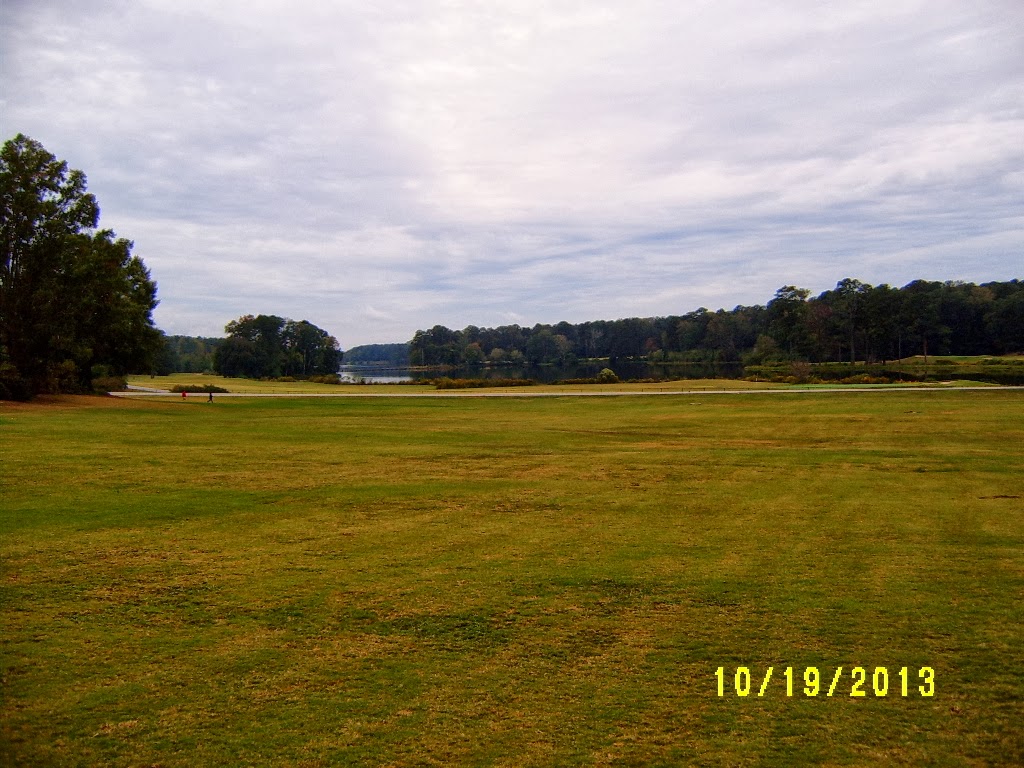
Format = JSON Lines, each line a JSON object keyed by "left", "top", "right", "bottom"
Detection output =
{"left": 212, "top": 314, "right": 342, "bottom": 379}
{"left": 155, "top": 335, "right": 223, "bottom": 374}
{"left": 1, "top": 135, "right": 161, "bottom": 399}
{"left": 0, "top": 134, "right": 347, "bottom": 398}
{"left": 342, "top": 343, "right": 410, "bottom": 366}
{"left": 410, "top": 278, "right": 1024, "bottom": 367}
{"left": 158, "top": 336, "right": 403, "bottom": 375}
{"left": 4, "top": 134, "right": 1020, "bottom": 398}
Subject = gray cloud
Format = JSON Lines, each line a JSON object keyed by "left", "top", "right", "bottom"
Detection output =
{"left": 2, "top": 0, "right": 1021, "bottom": 346}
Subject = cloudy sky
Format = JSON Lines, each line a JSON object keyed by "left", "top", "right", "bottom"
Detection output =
{"left": 3, "top": 1, "right": 1022, "bottom": 347}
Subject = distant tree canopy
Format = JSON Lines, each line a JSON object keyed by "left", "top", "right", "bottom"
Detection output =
{"left": 410, "top": 279, "right": 1024, "bottom": 367}
{"left": 155, "top": 334, "right": 222, "bottom": 375}
{"left": 213, "top": 314, "right": 342, "bottom": 378}
{"left": 343, "top": 343, "right": 410, "bottom": 366}
{"left": 0, "top": 134, "right": 161, "bottom": 399}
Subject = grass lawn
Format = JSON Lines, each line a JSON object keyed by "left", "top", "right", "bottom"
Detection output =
{"left": 2, "top": 390, "right": 1023, "bottom": 765}
{"left": 126, "top": 373, "right": 424, "bottom": 395}
{"left": 126, "top": 373, "right": 790, "bottom": 395}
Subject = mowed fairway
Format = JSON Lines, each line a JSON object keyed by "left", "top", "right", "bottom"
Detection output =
{"left": 2, "top": 391, "right": 1022, "bottom": 766}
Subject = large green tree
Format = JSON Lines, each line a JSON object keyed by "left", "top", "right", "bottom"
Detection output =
{"left": 282, "top": 319, "right": 343, "bottom": 376}
{"left": 766, "top": 286, "right": 812, "bottom": 358}
{"left": 0, "top": 134, "right": 160, "bottom": 399}
{"left": 213, "top": 314, "right": 342, "bottom": 378}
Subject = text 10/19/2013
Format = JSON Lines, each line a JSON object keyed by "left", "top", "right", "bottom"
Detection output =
{"left": 715, "top": 666, "right": 935, "bottom": 698}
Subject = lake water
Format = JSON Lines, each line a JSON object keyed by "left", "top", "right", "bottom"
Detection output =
{"left": 339, "top": 361, "right": 746, "bottom": 384}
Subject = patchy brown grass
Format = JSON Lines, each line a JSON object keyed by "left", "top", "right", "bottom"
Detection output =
{"left": 2, "top": 391, "right": 1023, "bottom": 765}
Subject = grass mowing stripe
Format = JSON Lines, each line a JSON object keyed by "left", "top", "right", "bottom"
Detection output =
{"left": 1, "top": 391, "right": 1022, "bottom": 765}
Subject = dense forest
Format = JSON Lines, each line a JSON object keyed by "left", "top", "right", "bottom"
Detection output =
{"left": 213, "top": 314, "right": 342, "bottom": 379}
{"left": 156, "top": 334, "right": 221, "bottom": 374}
{"left": 155, "top": 317, "right": 343, "bottom": 379}
{"left": 343, "top": 343, "right": 410, "bottom": 366}
{"left": 410, "top": 279, "right": 1024, "bottom": 367}
{"left": 151, "top": 278, "right": 1023, "bottom": 377}
{"left": 157, "top": 338, "right": 408, "bottom": 373}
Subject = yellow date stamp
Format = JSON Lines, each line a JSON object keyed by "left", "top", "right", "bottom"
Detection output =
{"left": 715, "top": 666, "right": 935, "bottom": 698}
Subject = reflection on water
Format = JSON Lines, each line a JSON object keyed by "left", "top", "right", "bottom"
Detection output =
{"left": 340, "top": 362, "right": 745, "bottom": 384}
{"left": 339, "top": 373, "right": 415, "bottom": 384}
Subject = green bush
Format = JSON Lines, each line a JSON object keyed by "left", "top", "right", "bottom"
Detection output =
{"left": 170, "top": 384, "right": 229, "bottom": 394}
{"left": 838, "top": 374, "right": 892, "bottom": 385}
{"left": 433, "top": 378, "right": 536, "bottom": 390}
{"left": 91, "top": 375, "right": 127, "bottom": 394}
{"left": 597, "top": 368, "right": 619, "bottom": 384}
{"left": 0, "top": 363, "right": 32, "bottom": 401}
{"left": 45, "top": 360, "right": 80, "bottom": 394}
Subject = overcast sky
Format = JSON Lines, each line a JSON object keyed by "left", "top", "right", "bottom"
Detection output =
{"left": 2, "top": 1, "right": 1022, "bottom": 347}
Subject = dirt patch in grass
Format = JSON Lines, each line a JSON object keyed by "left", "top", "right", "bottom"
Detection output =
{"left": 0, "top": 394, "right": 143, "bottom": 411}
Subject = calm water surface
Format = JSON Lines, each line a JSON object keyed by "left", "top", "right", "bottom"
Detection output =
{"left": 339, "top": 362, "right": 745, "bottom": 384}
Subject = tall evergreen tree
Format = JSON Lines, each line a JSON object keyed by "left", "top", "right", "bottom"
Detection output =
{"left": 0, "top": 134, "right": 160, "bottom": 399}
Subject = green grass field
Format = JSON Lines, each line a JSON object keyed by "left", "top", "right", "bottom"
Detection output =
{"left": 126, "top": 373, "right": 789, "bottom": 395}
{"left": 2, "top": 390, "right": 1023, "bottom": 766}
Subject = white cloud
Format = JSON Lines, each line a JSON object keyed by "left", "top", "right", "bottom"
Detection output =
{"left": 2, "top": 0, "right": 1021, "bottom": 346}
